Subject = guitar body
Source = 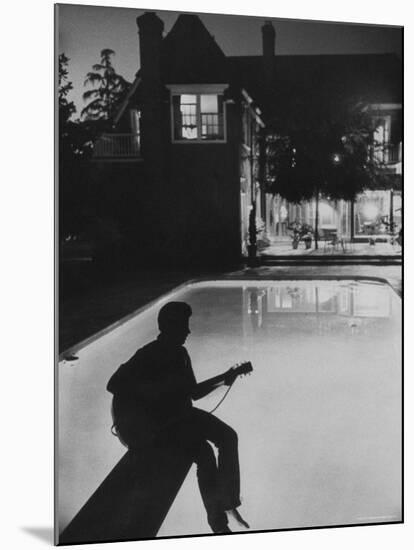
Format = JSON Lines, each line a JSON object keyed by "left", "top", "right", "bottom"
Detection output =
{"left": 111, "top": 395, "right": 158, "bottom": 449}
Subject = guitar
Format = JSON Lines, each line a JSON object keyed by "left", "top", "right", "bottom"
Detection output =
{"left": 220, "top": 361, "right": 253, "bottom": 385}
{"left": 111, "top": 361, "right": 253, "bottom": 449}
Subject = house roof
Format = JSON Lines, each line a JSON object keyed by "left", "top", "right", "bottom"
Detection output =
{"left": 113, "top": 75, "right": 142, "bottom": 126}
{"left": 115, "top": 14, "right": 402, "bottom": 126}
{"left": 228, "top": 53, "right": 402, "bottom": 117}
{"left": 160, "top": 14, "right": 228, "bottom": 84}
{"left": 114, "top": 14, "right": 229, "bottom": 123}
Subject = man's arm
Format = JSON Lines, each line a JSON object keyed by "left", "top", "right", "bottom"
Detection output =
{"left": 191, "top": 369, "right": 237, "bottom": 401}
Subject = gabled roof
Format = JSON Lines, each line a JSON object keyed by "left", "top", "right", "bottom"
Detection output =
{"left": 160, "top": 14, "right": 228, "bottom": 84}
{"left": 113, "top": 75, "right": 142, "bottom": 126}
{"left": 113, "top": 14, "right": 229, "bottom": 124}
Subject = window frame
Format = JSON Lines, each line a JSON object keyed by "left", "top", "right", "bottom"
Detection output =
{"left": 167, "top": 84, "right": 228, "bottom": 144}
{"left": 370, "top": 103, "right": 402, "bottom": 165}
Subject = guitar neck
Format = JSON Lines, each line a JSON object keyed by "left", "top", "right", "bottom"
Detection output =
{"left": 200, "top": 368, "right": 235, "bottom": 391}
{"left": 207, "top": 371, "right": 228, "bottom": 387}
{"left": 208, "top": 363, "right": 251, "bottom": 387}
{"left": 193, "top": 362, "right": 252, "bottom": 400}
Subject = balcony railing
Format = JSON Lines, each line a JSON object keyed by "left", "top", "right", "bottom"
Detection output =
{"left": 93, "top": 133, "right": 141, "bottom": 159}
{"left": 385, "top": 143, "right": 402, "bottom": 164}
{"left": 372, "top": 142, "right": 402, "bottom": 165}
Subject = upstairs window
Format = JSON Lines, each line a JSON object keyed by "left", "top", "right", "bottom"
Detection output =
{"left": 200, "top": 94, "right": 223, "bottom": 139}
{"left": 170, "top": 89, "right": 226, "bottom": 142}
{"left": 373, "top": 116, "right": 391, "bottom": 163}
{"left": 174, "top": 94, "right": 198, "bottom": 139}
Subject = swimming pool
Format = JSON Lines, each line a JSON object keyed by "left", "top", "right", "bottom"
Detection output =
{"left": 57, "top": 279, "right": 401, "bottom": 538}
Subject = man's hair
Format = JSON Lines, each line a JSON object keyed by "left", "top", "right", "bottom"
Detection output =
{"left": 158, "top": 301, "right": 192, "bottom": 332}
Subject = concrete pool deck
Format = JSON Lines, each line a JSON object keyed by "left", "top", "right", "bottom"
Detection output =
{"left": 261, "top": 240, "right": 401, "bottom": 257}
{"left": 59, "top": 264, "right": 402, "bottom": 355}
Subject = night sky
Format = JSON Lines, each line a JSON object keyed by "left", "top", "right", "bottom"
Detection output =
{"left": 57, "top": 4, "right": 402, "bottom": 116}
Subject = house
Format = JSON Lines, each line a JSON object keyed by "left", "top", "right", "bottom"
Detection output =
{"left": 92, "top": 12, "right": 265, "bottom": 265}
{"left": 227, "top": 33, "right": 402, "bottom": 245}
{"left": 92, "top": 12, "right": 402, "bottom": 263}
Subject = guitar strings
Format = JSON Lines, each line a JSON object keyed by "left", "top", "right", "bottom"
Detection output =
{"left": 208, "top": 378, "right": 236, "bottom": 414}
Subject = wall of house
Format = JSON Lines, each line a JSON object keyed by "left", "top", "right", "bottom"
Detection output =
{"left": 88, "top": 161, "right": 147, "bottom": 244}
{"left": 161, "top": 99, "right": 243, "bottom": 265}
{"left": 89, "top": 95, "right": 245, "bottom": 267}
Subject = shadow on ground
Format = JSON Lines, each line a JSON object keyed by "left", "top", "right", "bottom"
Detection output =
{"left": 59, "top": 443, "right": 194, "bottom": 545}
{"left": 21, "top": 527, "right": 54, "bottom": 544}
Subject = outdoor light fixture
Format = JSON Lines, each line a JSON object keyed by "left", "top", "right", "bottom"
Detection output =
{"left": 332, "top": 153, "right": 341, "bottom": 164}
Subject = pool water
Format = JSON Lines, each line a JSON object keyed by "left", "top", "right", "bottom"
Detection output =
{"left": 57, "top": 280, "right": 401, "bottom": 537}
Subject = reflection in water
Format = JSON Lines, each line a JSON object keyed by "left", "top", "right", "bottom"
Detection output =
{"left": 246, "top": 289, "right": 266, "bottom": 331}
{"left": 245, "top": 282, "right": 392, "bottom": 335}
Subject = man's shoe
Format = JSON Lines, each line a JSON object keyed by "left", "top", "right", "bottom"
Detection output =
{"left": 214, "top": 525, "right": 232, "bottom": 534}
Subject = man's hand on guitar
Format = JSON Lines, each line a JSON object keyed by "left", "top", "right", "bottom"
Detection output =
{"left": 192, "top": 361, "right": 253, "bottom": 399}
{"left": 223, "top": 367, "right": 238, "bottom": 386}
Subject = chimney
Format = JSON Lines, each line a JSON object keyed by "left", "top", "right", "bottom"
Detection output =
{"left": 262, "top": 20, "right": 275, "bottom": 59}
{"left": 136, "top": 12, "right": 165, "bottom": 187}
{"left": 137, "top": 12, "right": 164, "bottom": 94}
{"left": 261, "top": 20, "right": 276, "bottom": 107}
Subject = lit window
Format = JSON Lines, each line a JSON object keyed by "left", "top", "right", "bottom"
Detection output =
{"left": 372, "top": 116, "right": 391, "bottom": 163}
{"left": 172, "top": 93, "right": 225, "bottom": 141}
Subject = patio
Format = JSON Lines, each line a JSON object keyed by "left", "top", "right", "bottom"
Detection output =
{"left": 261, "top": 239, "right": 401, "bottom": 257}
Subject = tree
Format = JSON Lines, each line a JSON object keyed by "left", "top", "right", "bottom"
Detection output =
{"left": 59, "top": 53, "right": 76, "bottom": 126}
{"left": 59, "top": 53, "right": 94, "bottom": 158}
{"left": 58, "top": 53, "right": 96, "bottom": 242}
{"left": 265, "top": 92, "right": 384, "bottom": 248}
{"left": 59, "top": 51, "right": 131, "bottom": 263}
{"left": 82, "top": 49, "right": 129, "bottom": 122}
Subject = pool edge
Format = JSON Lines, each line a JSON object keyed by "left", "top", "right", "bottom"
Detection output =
{"left": 58, "top": 274, "right": 400, "bottom": 360}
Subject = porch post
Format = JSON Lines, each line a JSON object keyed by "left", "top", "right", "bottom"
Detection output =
{"left": 314, "top": 189, "right": 319, "bottom": 250}
{"left": 390, "top": 189, "right": 394, "bottom": 231}
{"left": 350, "top": 199, "right": 355, "bottom": 240}
{"left": 247, "top": 117, "right": 259, "bottom": 266}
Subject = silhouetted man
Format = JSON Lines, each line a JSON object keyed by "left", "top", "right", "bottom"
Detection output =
{"left": 107, "top": 301, "right": 249, "bottom": 533}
